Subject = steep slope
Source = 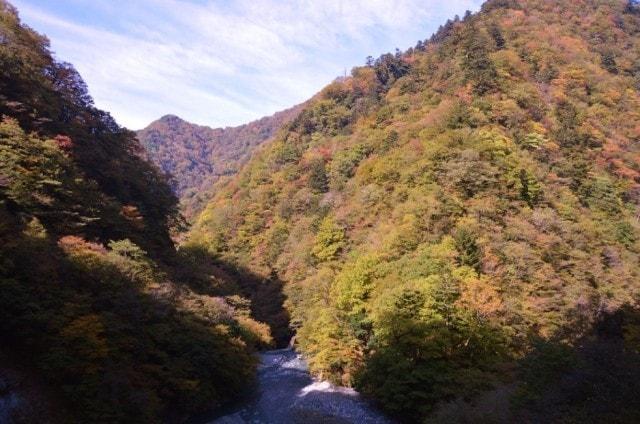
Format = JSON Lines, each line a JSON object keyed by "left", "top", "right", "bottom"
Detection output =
{"left": 189, "top": 0, "right": 640, "bottom": 421}
{"left": 0, "top": 2, "right": 272, "bottom": 422}
{"left": 137, "top": 107, "right": 300, "bottom": 219}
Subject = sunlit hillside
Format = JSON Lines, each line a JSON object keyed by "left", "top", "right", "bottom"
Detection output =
{"left": 189, "top": 0, "right": 640, "bottom": 421}
{"left": 3, "top": 0, "right": 640, "bottom": 422}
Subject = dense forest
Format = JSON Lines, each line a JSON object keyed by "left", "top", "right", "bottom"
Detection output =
{"left": 137, "top": 108, "right": 300, "bottom": 220}
{"left": 188, "top": 0, "right": 640, "bottom": 422}
{"left": 3, "top": 0, "right": 640, "bottom": 422}
{"left": 0, "top": 1, "right": 278, "bottom": 422}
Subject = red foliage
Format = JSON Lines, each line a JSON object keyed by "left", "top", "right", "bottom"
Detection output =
{"left": 54, "top": 134, "right": 73, "bottom": 151}
{"left": 58, "top": 235, "right": 107, "bottom": 254}
{"left": 316, "top": 146, "right": 333, "bottom": 160}
{"left": 120, "top": 205, "right": 145, "bottom": 229}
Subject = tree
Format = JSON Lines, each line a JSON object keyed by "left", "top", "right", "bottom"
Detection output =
{"left": 0, "top": 118, "right": 106, "bottom": 234}
{"left": 461, "top": 25, "right": 498, "bottom": 94}
{"left": 308, "top": 158, "right": 329, "bottom": 193}
{"left": 554, "top": 100, "right": 583, "bottom": 147}
{"left": 489, "top": 23, "right": 506, "bottom": 49}
{"left": 373, "top": 53, "right": 410, "bottom": 87}
{"left": 356, "top": 285, "right": 506, "bottom": 421}
{"left": 454, "top": 228, "right": 482, "bottom": 271}
{"left": 601, "top": 51, "right": 618, "bottom": 74}
{"left": 625, "top": 0, "right": 640, "bottom": 15}
{"left": 312, "top": 216, "right": 346, "bottom": 262}
{"left": 381, "top": 130, "right": 399, "bottom": 151}
{"left": 519, "top": 169, "right": 543, "bottom": 207}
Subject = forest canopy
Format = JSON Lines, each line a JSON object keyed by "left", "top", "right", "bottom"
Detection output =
{"left": 0, "top": 1, "right": 275, "bottom": 422}
{"left": 188, "top": 0, "right": 640, "bottom": 421}
{"left": 3, "top": 0, "right": 640, "bottom": 422}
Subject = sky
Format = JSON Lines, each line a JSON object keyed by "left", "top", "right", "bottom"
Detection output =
{"left": 12, "top": 0, "right": 483, "bottom": 130}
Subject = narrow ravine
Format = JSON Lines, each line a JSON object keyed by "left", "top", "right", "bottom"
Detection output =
{"left": 210, "top": 348, "right": 392, "bottom": 424}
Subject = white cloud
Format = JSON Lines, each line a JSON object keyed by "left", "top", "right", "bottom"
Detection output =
{"left": 11, "top": 0, "right": 482, "bottom": 129}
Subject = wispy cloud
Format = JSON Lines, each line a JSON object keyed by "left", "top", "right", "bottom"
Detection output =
{"left": 11, "top": 0, "right": 482, "bottom": 129}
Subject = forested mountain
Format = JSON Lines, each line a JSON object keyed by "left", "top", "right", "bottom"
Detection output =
{"left": 137, "top": 107, "right": 300, "bottom": 220}
{"left": 188, "top": 0, "right": 640, "bottom": 422}
{"left": 0, "top": 1, "right": 275, "bottom": 422}
{"left": 4, "top": 0, "right": 640, "bottom": 422}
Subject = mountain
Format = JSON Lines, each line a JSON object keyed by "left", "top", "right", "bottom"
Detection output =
{"left": 0, "top": 1, "right": 274, "bottom": 422}
{"left": 4, "top": 0, "right": 640, "bottom": 422}
{"left": 188, "top": 0, "right": 640, "bottom": 422}
{"left": 137, "top": 107, "right": 300, "bottom": 219}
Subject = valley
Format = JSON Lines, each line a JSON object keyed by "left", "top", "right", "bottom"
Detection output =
{"left": 2, "top": 0, "right": 640, "bottom": 423}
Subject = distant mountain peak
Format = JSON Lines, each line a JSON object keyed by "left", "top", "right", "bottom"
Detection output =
{"left": 157, "top": 114, "right": 186, "bottom": 125}
{"left": 137, "top": 105, "right": 302, "bottom": 219}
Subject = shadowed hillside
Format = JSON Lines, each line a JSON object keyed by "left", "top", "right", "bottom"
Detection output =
{"left": 0, "top": 1, "right": 277, "bottom": 422}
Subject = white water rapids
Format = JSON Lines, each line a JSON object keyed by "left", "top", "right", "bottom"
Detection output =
{"left": 209, "top": 348, "right": 392, "bottom": 424}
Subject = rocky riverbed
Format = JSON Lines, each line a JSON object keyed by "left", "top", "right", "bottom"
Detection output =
{"left": 209, "top": 348, "right": 392, "bottom": 424}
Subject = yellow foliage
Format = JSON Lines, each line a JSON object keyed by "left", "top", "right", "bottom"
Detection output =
{"left": 458, "top": 274, "right": 504, "bottom": 318}
{"left": 60, "top": 314, "right": 109, "bottom": 364}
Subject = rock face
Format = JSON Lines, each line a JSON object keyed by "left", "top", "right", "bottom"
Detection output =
{"left": 137, "top": 106, "right": 301, "bottom": 219}
{"left": 209, "top": 348, "right": 392, "bottom": 424}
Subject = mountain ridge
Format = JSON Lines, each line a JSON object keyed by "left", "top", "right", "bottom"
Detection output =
{"left": 137, "top": 105, "right": 302, "bottom": 219}
{"left": 2, "top": 0, "right": 640, "bottom": 422}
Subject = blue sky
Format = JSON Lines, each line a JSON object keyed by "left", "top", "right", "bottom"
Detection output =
{"left": 12, "top": 0, "right": 483, "bottom": 129}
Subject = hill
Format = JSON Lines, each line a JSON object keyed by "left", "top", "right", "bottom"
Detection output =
{"left": 0, "top": 1, "right": 274, "bottom": 422}
{"left": 188, "top": 0, "right": 640, "bottom": 422}
{"left": 137, "top": 107, "right": 300, "bottom": 219}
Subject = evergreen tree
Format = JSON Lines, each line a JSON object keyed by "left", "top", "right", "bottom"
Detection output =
{"left": 489, "top": 22, "right": 506, "bottom": 49}
{"left": 454, "top": 228, "right": 482, "bottom": 271}
{"left": 461, "top": 25, "right": 498, "bottom": 94}
{"left": 308, "top": 158, "right": 329, "bottom": 193}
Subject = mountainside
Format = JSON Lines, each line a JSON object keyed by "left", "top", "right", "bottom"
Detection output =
{"left": 189, "top": 0, "right": 640, "bottom": 422}
{"left": 0, "top": 2, "right": 275, "bottom": 422}
{"left": 137, "top": 107, "right": 300, "bottom": 219}
{"left": 4, "top": 0, "right": 640, "bottom": 422}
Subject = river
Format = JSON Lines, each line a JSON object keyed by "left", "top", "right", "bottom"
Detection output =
{"left": 208, "top": 348, "right": 392, "bottom": 424}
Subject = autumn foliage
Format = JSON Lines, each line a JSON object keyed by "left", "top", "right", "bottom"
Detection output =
{"left": 0, "top": 2, "right": 273, "bottom": 422}
{"left": 188, "top": 0, "right": 640, "bottom": 421}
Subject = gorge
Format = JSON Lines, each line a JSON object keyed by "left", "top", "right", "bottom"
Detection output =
{"left": 2, "top": 0, "right": 640, "bottom": 423}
